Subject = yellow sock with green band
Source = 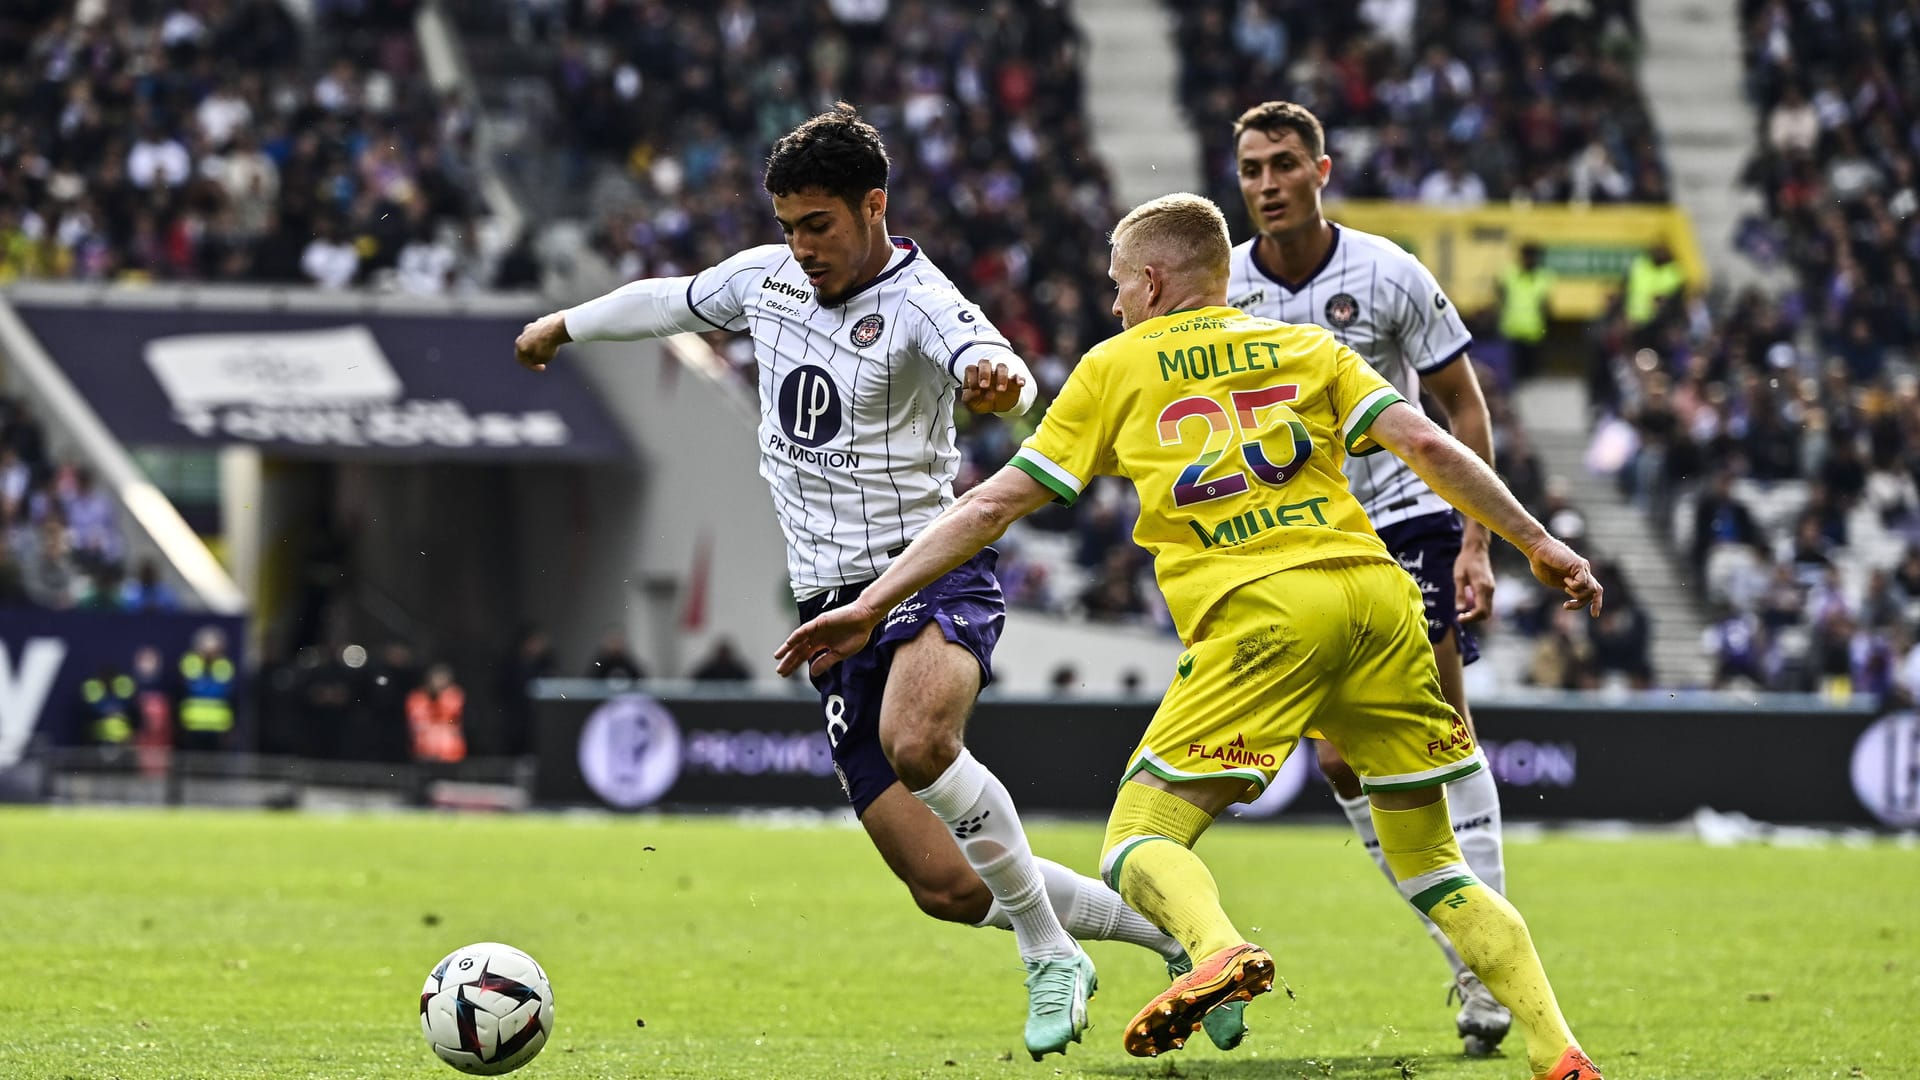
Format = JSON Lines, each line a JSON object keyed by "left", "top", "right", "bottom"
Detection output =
{"left": 1373, "top": 799, "right": 1579, "bottom": 1075}
{"left": 1099, "top": 782, "right": 1241, "bottom": 961}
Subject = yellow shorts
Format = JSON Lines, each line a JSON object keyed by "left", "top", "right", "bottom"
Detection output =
{"left": 1122, "top": 557, "right": 1482, "bottom": 800}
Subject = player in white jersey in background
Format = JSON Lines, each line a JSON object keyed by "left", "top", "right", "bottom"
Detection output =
{"left": 512, "top": 104, "right": 1187, "bottom": 1059}
{"left": 1227, "top": 100, "right": 1514, "bottom": 1056}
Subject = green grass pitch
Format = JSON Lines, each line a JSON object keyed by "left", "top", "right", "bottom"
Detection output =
{"left": 3, "top": 808, "right": 1915, "bottom": 1079}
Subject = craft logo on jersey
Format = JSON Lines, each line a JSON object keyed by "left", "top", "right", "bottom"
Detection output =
{"left": 777, "top": 364, "right": 844, "bottom": 448}
{"left": 1229, "top": 289, "right": 1266, "bottom": 309}
{"left": 1325, "top": 292, "right": 1360, "bottom": 328}
{"left": 849, "top": 313, "right": 886, "bottom": 348}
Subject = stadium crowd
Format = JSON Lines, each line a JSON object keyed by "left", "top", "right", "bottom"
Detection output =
{"left": 1166, "top": 0, "right": 1667, "bottom": 228}
{"left": 0, "top": 393, "right": 151, "bottom": 612}
{"left": 1581, "top": 0, "right": 1920, "bottom": 697}
{"left": 0, "top": 0, "right": 522, "bottom": 293}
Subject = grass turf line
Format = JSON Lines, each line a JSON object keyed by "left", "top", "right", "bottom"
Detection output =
{"left": 2, "top": 809, "right": 1915, "bottom": 1079}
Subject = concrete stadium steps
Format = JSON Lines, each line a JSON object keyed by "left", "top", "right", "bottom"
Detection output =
{"left": 1517, "top": 378, "right": 1715, "bottom": 688}
{"left": 1079, "top": 0, "right": 1201, "bottom": 206}
{"left": 1640, "top": 0, "right": 1795, "bottom": 296}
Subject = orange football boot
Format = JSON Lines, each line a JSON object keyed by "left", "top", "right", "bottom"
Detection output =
{"left": 1532, "top": 1046, "right": 1603, "bottom": 1080}
{"left": 1122, "top": 943, "right": 1274, "bottom": 1057}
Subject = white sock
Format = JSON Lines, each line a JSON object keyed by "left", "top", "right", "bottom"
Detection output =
{"left": 913, "top": 749, "right": 1077, "bottom": 961}
{"left": 1445, "top": 765, "right": 1506, "bottom": 896}
{"left": 976, "top": 857, "right": 1184, "bottom": 962}
{"left": 1336, "top": 789, "right": 1468, "bottom": 979}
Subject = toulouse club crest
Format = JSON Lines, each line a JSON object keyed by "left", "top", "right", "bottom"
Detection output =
{"left": 849, "top": 313, "right": 886, "bottom": 348}
{"left": 1325, "top": 293, "right": 1360, "bottom": 328}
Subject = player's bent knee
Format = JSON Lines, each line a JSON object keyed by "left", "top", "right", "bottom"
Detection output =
{"left": 1315, "top": 740, "right": 1363, "bottom": 799}
{"left": 880, "top": 726, "right": 963, "bottom": 788}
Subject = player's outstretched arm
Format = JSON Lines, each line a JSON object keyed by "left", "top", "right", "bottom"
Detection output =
{"left": 774, "top": 466, "right": 1057, "bottom": 678}
{"left": 1367, "top": 401, "right": 1602, "bottom": 616}
{"left": 957, "top": 347, "right": 1037, "bottom": 416}
{"left": 515, "top": 275, "right": 721, "bottom": 371}
{"left": 513, "top": 310, "right": 572, "bottom": 372}
{"left": 1418, "top": 357, "right": 1497, "bottom": 622}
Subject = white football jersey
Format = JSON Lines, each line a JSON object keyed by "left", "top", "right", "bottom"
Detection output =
{"left": 686, "top": 238, "right": 1010, "bottom": 594}
{"left": 1226, "top": 224, "right": 1472, "bottom": 530}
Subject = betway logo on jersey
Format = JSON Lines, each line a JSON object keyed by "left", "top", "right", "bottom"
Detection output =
{"left": 763, "top": 277, "right": 812, "bottom": 303}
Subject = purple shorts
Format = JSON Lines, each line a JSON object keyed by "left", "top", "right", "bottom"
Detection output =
{"left": 800, "top": 548, "right": 1006, "bottom": 815}
{"left": 1374, "top": 511, "right": 1480, "bottom": 666}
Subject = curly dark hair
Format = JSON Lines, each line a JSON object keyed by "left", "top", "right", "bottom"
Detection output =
{"left": 763, "top": 102, "right": 891, "bottom": 208}
{"left": 1232, "top": 101, "right": 1326, "bottom": 159}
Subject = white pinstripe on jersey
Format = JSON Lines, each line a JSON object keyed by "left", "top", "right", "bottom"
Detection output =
{"left": 1226, "top": 224, "right": 1473, "bottom": 530}
{"left": 688, "top": 237, "right": 1009, "bottom": 595}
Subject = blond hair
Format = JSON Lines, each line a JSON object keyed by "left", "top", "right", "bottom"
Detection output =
{"left": 1111, "top": 193, "right": 1232, "bottom": 289}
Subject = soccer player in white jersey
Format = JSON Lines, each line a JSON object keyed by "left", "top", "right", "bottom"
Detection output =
{"left": 1227, "top": 100, "right": 1514, "bottom": 1055}
{"left": 511, "top": 104, "right": 1188, "bottom": 1059}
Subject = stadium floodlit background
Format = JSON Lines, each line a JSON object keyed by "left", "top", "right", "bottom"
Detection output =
{"left": 0, "top": 1, "right": 1916, "bottom": 1078}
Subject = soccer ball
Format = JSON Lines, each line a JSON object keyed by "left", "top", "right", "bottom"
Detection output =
{"left": 419, "top": 942, "right": 555, "bottom": 1075}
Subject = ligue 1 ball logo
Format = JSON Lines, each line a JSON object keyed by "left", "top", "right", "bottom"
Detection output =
{"left": 849, "top": 313, "right": 886, "bottom": 348}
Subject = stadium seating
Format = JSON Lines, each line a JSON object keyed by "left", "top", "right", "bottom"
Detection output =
{"left": 0, "top": 392, "right": 141, "bottom": 610}
{"left": 1163, "top": 0, "right": 1668, "bottom": 228}
{"left": 1580, "top": 0, "right": 1920, "bottom": 694}
{"left": 0, "top": 0, "right": 489, "bottom": 291}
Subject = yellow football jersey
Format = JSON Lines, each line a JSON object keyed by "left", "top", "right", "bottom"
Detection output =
{"left": 1011, "top": 305, "right": 1406, "bottom": 643}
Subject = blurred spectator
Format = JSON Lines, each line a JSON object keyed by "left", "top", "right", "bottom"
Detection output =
{"left": 118, "top": 560, "right": 182, "bottom": 612}
{"left": 80, "top": 665, "right": 137, "bottom": 752}
{"left": 584, "top": 626, "right": 646, "bottom": 681}
{"left": 1497, "top": 243, "right": 1554, "bottom": 378}
{"left": 1690, "top": 470, "right": 1764, "bottom": 577}
{"left": 690, "top": 637, "right": 752, "bottom": 682}
{"left": 366, "top": 642, "right": 422, "bottom": 763}
{"left": 301, "top": 219, "right": 361, "bottom": 290}
{"left": 1589, "top": 562, "right": 1653, "bottom": 688}
{"left": 1528, "top": 609, "right": 1598, "bottom": 691}
{"left": 494, "top": 624, "right": 556, "bottom": 757}
{"left": 1624, "top": 244, "right": 1685, "bottom": 331}
{"left": 19, "top": 517, "right": 81, "bottom": 609}
{"left": 0, "top": 3, "right": 496, "bottom": 290}
{"left": 407, "top": 663, "right": 468, "bottom": 763}
{"left": 1705, "top": 604, "right": 1771, "bottom": 690}
{"left": 175, "top": 625, "right": 238, "bottom": 753}
{"left": 1170, "top": 0, "right": 1668, "bottom": 219}
{"left": 1418, "top": 153, "right": 1489, "bottom": 208}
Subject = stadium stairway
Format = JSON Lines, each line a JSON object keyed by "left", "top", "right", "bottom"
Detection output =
{"left": 1639, "top": 0, "right": 1794, "bottom": 295}
{"left": 1516, "top": 377, "right": 1715, "bottom": 689}
{"left": 1078, "top": 0, "right": 1201, "bottom": 206}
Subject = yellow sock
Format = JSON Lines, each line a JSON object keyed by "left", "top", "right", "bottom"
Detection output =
{"left": 1100, "top": 782, "right": 1241, "bottom": 961}
{"left": 1372, "top": 799, "right": 1579, "bottom": 1075}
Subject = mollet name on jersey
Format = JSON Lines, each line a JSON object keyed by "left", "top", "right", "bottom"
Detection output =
{"left": 1187, "top": 496, "right": 1330, "bottom": 549}
{"left": 1158, "top": 341, "right": 1289, "bottom": 383}
{"left": 763, "top": 277, "right": 812, "bottom": 302}
{"left": 767, "top": 431, "right": 860, "bottom": 470}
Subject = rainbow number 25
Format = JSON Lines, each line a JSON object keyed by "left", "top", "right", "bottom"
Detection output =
{"left": 1157, "top": 384, "right": 1312, "bottom": 507}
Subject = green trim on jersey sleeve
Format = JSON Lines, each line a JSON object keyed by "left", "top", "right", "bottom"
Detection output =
{"left": 1343, "top": 389, "right": 1405, "bottom": 458}
{"left": 1010, "top": 449, "right": 1084, "bottom": 505}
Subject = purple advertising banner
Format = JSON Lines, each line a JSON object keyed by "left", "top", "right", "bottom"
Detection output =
{"left": 13, "top": 305, "right": 630, "bottom": 462}
{"left": 0, "top": 607, "right": 248, "bottom": 763}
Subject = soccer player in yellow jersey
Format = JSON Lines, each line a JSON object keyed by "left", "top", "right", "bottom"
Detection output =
{"left": 776, "top": 193, "right": 1605, "bottom": 1080}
